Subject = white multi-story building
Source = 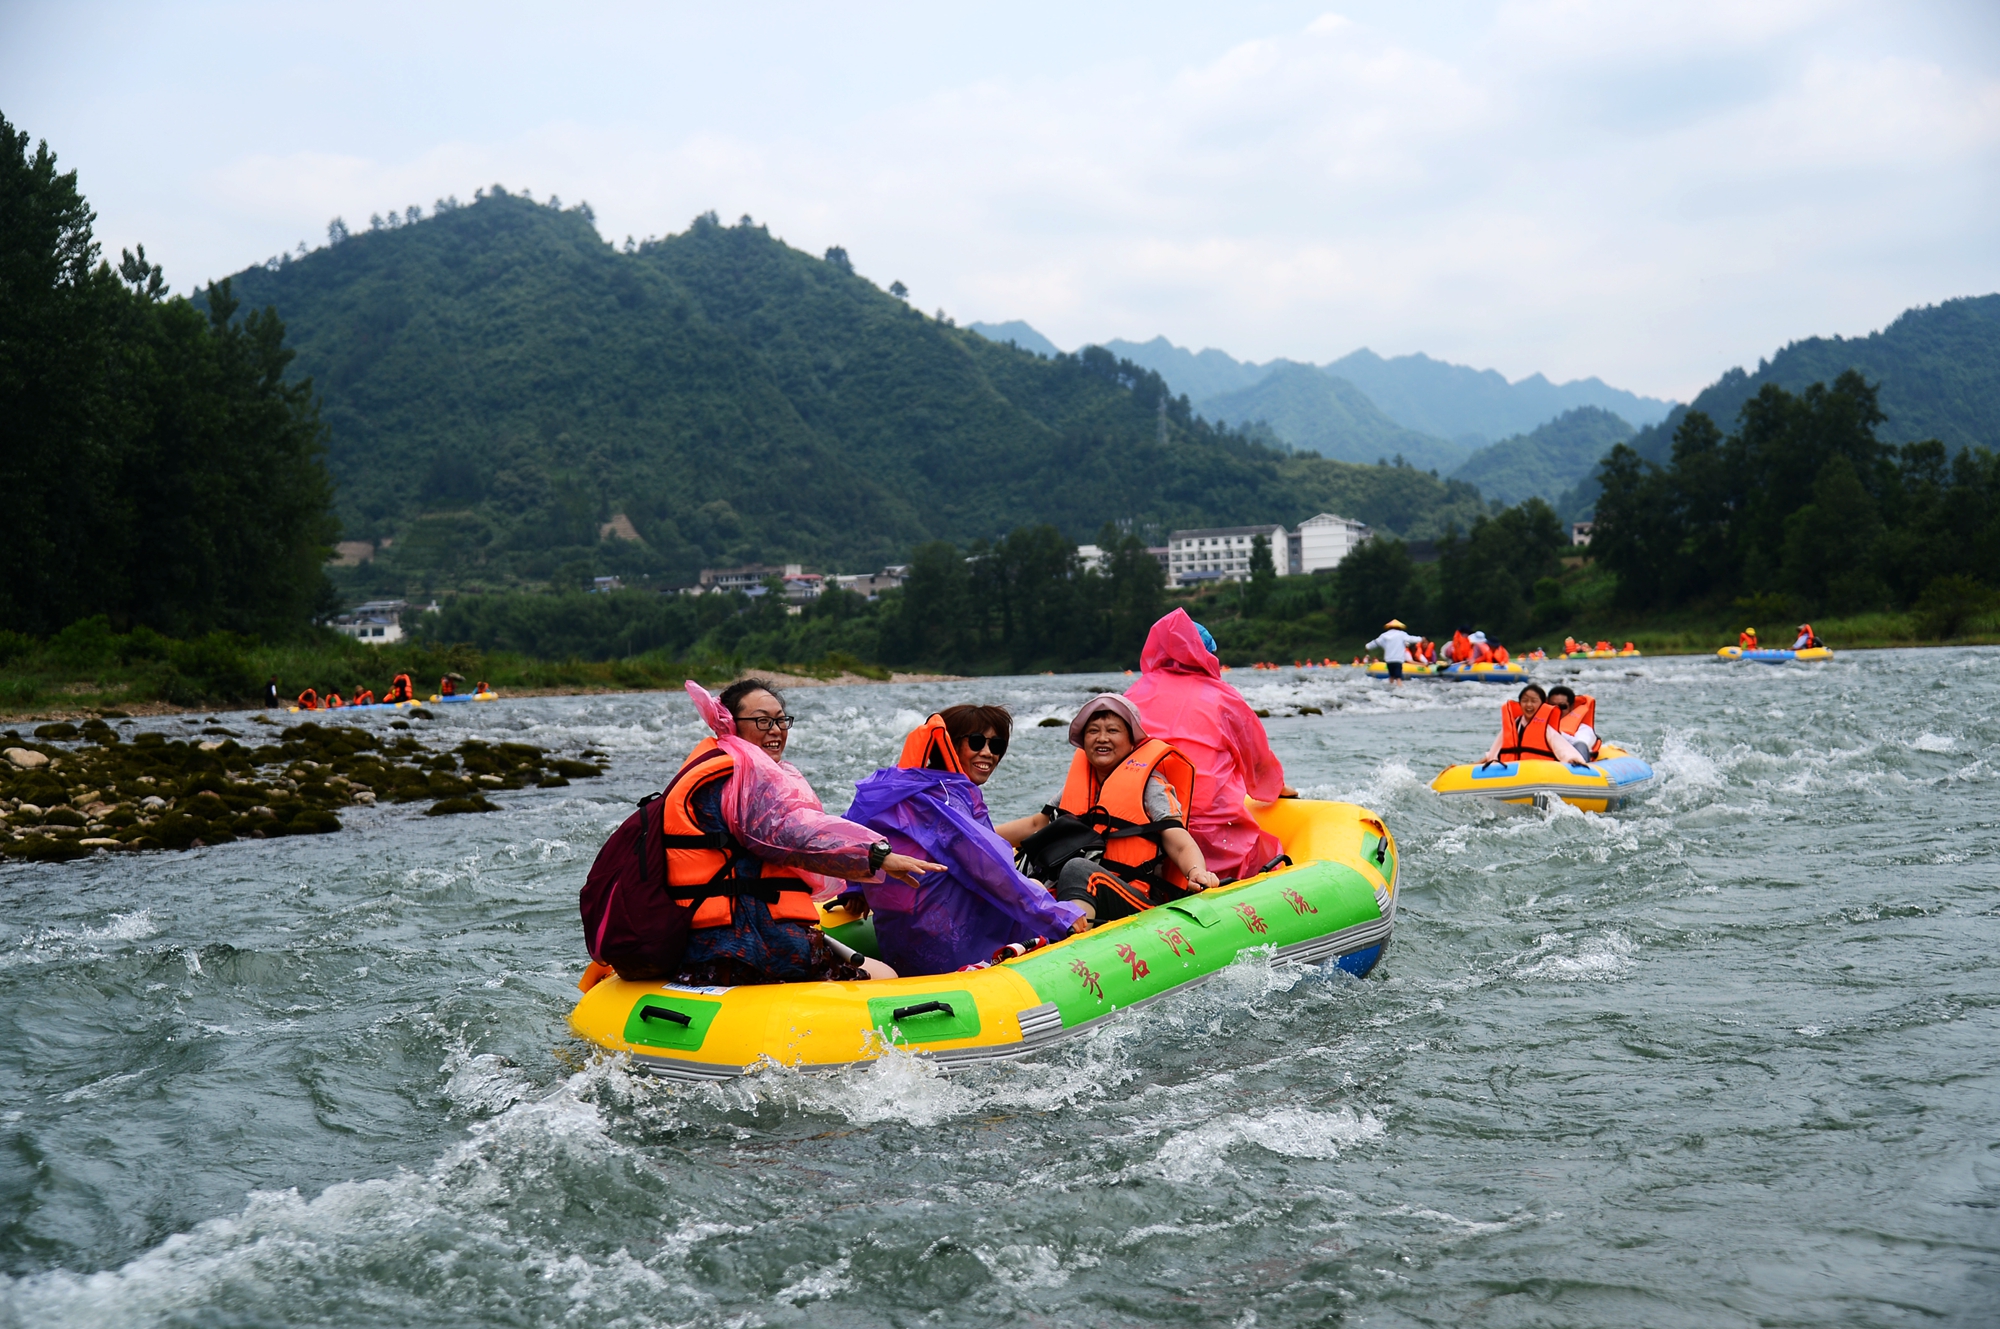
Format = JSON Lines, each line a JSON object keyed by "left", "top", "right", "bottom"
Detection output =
{"left": 1291, "top": 513, "right": 1373, "bottom": 574}
{"left": 328, "top": 600, "right": 407, "bottom": 645}
{"left": 1166, "top": 525, "right": 1290, "bottom": 587}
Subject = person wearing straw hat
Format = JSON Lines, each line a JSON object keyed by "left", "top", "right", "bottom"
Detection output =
{"left": 1366, "top": 618, "right": 1421, "bottom": 685}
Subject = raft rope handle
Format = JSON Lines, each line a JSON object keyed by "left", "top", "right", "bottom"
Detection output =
{"left": 640, "top": 1006, "right": 693, "bottom": 1027}
{"left": 891, "top": 1000, "right": 955, "bottom": 1022}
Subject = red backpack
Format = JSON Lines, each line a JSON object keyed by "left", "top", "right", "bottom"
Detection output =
{"left": 579, "top": 791, "right": 703, "bottom": 981}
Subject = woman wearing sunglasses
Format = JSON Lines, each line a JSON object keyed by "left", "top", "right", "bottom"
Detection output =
{"left": 844, "top": 706, "right": 1088, "bottom": 974}
{"left": 660, "top": 679, "right": 941, "bottom": 987}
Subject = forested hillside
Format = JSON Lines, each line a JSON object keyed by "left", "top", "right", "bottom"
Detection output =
{"left": 1567, "top": 294, "right": 2000, "bottom": 518}
{"left": 1449, "top": 406, "right": 1634, "bottom": 509}
{"left": 1, "top": 115, "right": 335, "bottom": 640}
{"left": 1196, "top": 363, "right": 1469, "bottom": 472}
{"left": 219, "top": 195, "right": 1492, "bottom": 595}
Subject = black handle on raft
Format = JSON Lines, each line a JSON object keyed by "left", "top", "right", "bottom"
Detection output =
{"left": 891, "top": 1000, "right": 954, "bottom": 1022}
{"left": 640, "top": 1005, "right": 692, "bottom": 1026}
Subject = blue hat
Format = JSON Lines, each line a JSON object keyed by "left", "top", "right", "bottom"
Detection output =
{"left": 1194, "top": 622, "right": 1217, "bottom": 654}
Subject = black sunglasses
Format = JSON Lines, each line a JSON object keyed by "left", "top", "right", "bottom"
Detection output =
{"left": 961, "top": 733, "right": 1009, "bottom": 757}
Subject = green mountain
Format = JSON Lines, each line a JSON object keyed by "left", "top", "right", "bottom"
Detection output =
{"left": 1568, "top": 293, "right": 2000, "bottom": 517}
{"left": 1195, "top": 362, "right": 1472, "bottom": 473}
{"left": 1449, "top": 406, "right": 1634, "bottom": 508}
{"left": 217, "top": 193, "right": 1493, "bottom": 593}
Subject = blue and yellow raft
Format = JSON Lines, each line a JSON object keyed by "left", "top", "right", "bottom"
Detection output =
{"left": 568, "top": 797, "right": 1397, "bottom": 1081}
{"left": 1717, "top": 646, "right": 1832, "bottom": 664}
{"left": 1430, "top": 743, "right": 1654, "bottom": 813}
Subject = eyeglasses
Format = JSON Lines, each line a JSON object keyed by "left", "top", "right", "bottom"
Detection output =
{"left": 734, "top": 714, "right": 794, "bottom": 732}
{"left": 960, "top": 733, "right": 1008, "bottom": 757}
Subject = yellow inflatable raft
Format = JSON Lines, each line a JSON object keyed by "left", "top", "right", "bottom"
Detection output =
{"left": 1430, "top": 744, "right": 1655, "bottom": 812}
{"left": 568, "top": 798, "right": 1398, "bottom": 1081}
{"left": 1366, "top": 661, "right": 1437, "bottom": 677}
{"left": 1716, "top": 646, "right": 1832, "bottom": 664}
{"left": 1436, "top": 661, "right": 1530, "bottom": 684}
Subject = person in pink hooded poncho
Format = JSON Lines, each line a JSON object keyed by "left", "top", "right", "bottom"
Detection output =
{"left": 1123, "top": 609, "right": 1294, "bottom": 881}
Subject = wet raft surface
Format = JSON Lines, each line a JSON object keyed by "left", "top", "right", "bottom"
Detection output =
{"left": 1, "top": 654, "right": 1997, "bottom": 1326}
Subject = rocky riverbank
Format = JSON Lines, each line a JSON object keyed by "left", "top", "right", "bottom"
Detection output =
{"left": 0, "top": 715, "right": 607, "bottom": 862}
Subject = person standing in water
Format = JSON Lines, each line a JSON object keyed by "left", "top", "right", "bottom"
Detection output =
{"left": 1123, "top": 610, "right": 1294, "bottom": 881}
{"left": 1365, "top": 619, "right": 1421, "bottom": 685}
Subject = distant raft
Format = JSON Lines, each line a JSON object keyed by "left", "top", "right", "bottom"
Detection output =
{"left": 429, "top": 691, "right": 502, "bottom": 703}
{"left": 1716, "top": 647, "right": 1833, "bottom": 664}
{"left": 567, "top": 797, "right": 1397, "bottom": 1081}
{"left": 1562, "top": 649, "right": 1643, "bottom": 659}
{"left": 287, "top": 699, "right": 424, "bottom": 715}
{"left": 1435, "top": 661, "right": 1530, "bottom": 684}
{"left": 1430, "top": 743, "right": 1655, "bottom": 812}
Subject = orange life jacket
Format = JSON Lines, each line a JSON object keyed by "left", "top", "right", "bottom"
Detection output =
{"left": 1492, "top": 646, "right": 1510, "bottom": 664}
{"left": 474, "top": 681, "right": 489, "bottom": 695}
{"left": 439, "top": 677, "right": 457, "bottom": 696}
{"left": 896, "top": 714, "right": 967, "bottom": 776}
{"left": 1739, "top": 630, "right": 1757, "bottom": 647}
{"left": 1470, "top": 642, "right": 1493, "bottom": 664}
{"left": 1451, "top": 630, "right": 1471, "bottom": 662}
{"left": 659, "top": 738, "right": 820, "bottom": 928}
{"left": 352, "top": 690, "right": 375, "bottom": 706}
{"left": 384, "top": 674, "right": 414, "bottom": 703}
{"left": 1595, "top": 640, "right": 1610, "bottom": 652}
{"left": 1797, "top": 624, "right": 1819, "bottom": 647}
{"left": 1498, "top": 700, "right": 1560, "bottom": 762}
{"left": 296, "top": 689, "right": 318, "bottom": 710}
{"left": 1554, "top": 694, "right": 1599, "bottom": 759}
{"left": 1053, "top": 739, "right": 1196, "bottom": 893}
{"left": 325, "top": 693, "right": 344, "bottom": 708}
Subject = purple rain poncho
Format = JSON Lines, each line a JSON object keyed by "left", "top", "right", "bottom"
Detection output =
{"left": 845, "top": 766, "right": 1085, "bottom": 976}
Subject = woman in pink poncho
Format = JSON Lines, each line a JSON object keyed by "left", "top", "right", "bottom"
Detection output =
{"left": 1123, "top": 610, "right": 1293, "bottom": 881}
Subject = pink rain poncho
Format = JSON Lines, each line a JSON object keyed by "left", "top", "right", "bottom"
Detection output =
{"left": 1123, "top": 610, "right": 1285, "bottom": 881}
{"left": 683, "top": 681, "right": 878, "bottom": 896}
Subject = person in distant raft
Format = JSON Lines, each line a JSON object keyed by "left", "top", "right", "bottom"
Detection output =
{"left": 383, "top": 673, "right": 415, "bottom": 704}
{"left": 1478, "top": 683, "right": 1588, "bottom": 767}
{"left": 1124, "top": 609, "right": 1295, "bottom": 881}
{"left": 1366, "top": 618, "right": 1421, "bottom": 685}
{"left": 439, "top": 675, "right": 458, "bottom": 697}
{"left": 295, "top": 687, "right": 319, "bottom": 711}
{"left": 264, "top": 676, "right": 280, "bottom": 708}
{"left": 998, "top": 694, "right": 1218, "bottom": 930}
{"left": 1739, "top": 627, "right": 1759, "bottom": 648}
{"left": 1792, "top": 623, "right": 1822, "bottom": 649}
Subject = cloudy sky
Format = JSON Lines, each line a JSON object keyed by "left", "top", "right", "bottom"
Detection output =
{"left": 5, "top": 1, "right": 1997, "bottom": 399}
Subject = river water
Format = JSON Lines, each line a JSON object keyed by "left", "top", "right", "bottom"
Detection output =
{"left": 1, "top": 649, "right": 1996, "bottom": 1327}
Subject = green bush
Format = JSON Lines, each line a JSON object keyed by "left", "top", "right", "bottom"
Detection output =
{"left": 1911, "top": 574, "right": 1994, "bottom": 640}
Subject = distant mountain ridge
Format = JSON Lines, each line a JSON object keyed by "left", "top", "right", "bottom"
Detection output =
{"left": 971, "top": 324, "right": 1674, "bottom": 445}
{"left": 1199, "top": 363, "right": 1472, "bottom": 473}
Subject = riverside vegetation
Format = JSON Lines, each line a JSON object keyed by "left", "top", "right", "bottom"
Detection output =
{"left": 0, "top": 716, "right": 607, "bottom": 862}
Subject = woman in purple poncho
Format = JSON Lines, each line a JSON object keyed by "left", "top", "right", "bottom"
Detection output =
{"left": 846, "top": 705, "right": 1086, "bottom": 976}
